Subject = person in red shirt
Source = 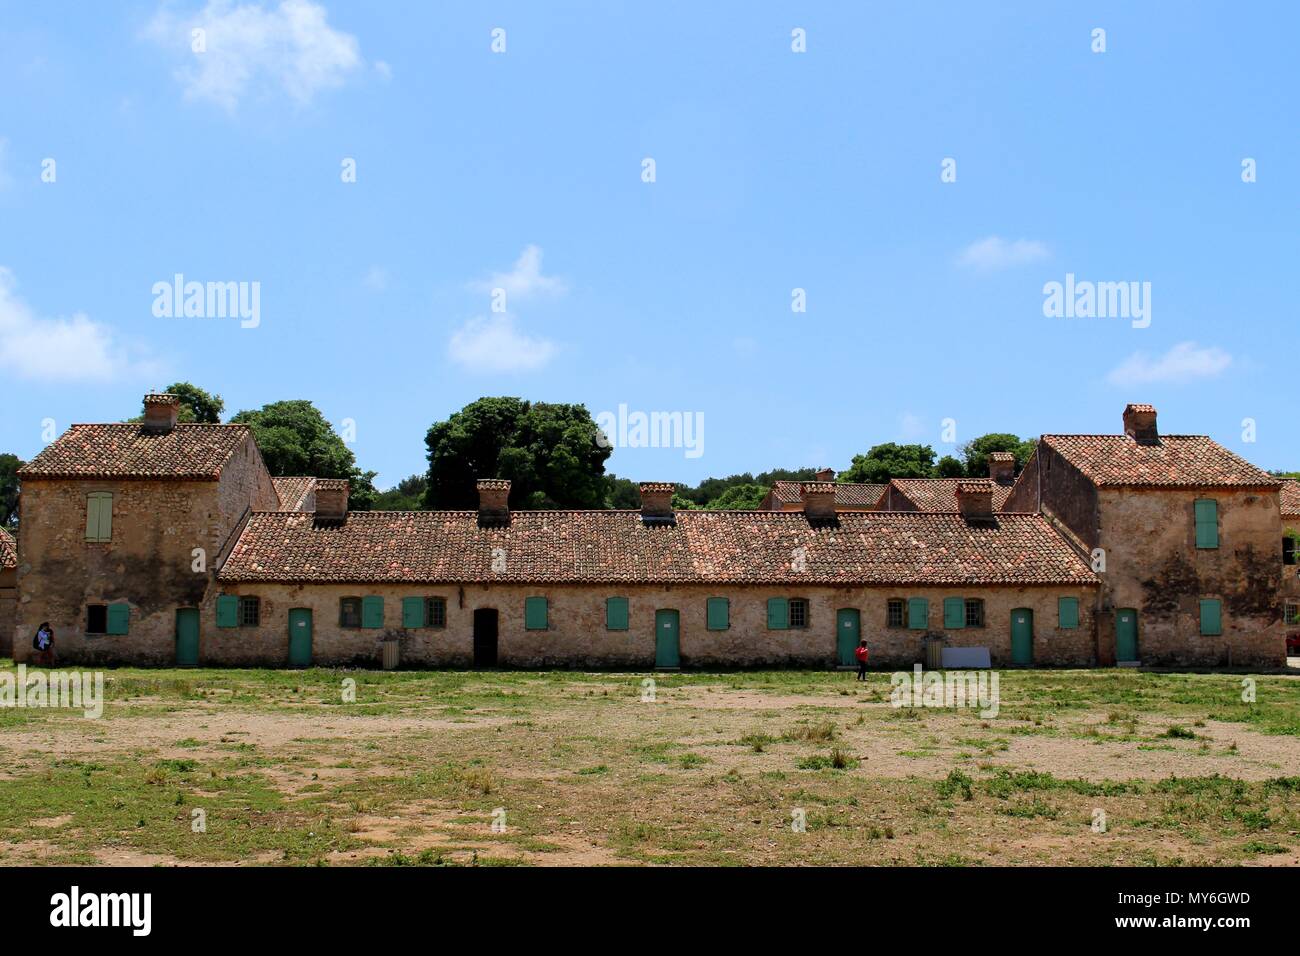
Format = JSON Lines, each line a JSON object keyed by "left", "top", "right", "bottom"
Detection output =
{"left": 854, "top": 640, "right": 869, "bottom": 681}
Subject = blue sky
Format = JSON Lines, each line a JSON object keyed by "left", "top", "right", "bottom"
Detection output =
{"left": 1, "top": 1, "right": 1296, "bottom": 488}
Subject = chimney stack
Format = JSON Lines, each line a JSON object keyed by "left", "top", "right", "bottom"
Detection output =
{"left": 1123, "top": 403, "right": 1159, "bottom": 445}
{"left": 639, "top": 482, "right": 676, "bottom": 524}
{"left": 314, "top": 478, "right": 349, "bottom": 522}
{"left": 142, "top": 393, "right": 180, "bottom": 434}
{"left": 800, "top": 481, "right": 837, "bottom": 519}
{"left": 814, "top": 467, "right": 835, "bottom": 482}
{"left": 477, "top": 478, "right": 511, "bottom": 527}
{"left": 987, "top": 452, "right": 1015, "bottom": 485}
{"left": 956, "top": 478, "right": 995, "bottom": 522}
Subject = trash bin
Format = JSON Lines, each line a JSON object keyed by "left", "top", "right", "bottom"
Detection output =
{"left": 924, "top": 635, "right": 944, "bottom": 670}
{"left": 381, "top": 638, "right": 400, "bottom": 671}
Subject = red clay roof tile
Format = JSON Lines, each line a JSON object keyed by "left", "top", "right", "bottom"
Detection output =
{"left": 218, "top": 509, "right": 1099, "bottom": 587}
{"left": 0, "top": 527, "right": 15, "bottom": 569}
{"left": 17, "top": 424, "right": 251, "bottom": 481}
{"left": 769, "top": 481, "right": 885, "bottom": 508}
{"left": 1042, "top": 434, "right": 1281, "bottom": 488}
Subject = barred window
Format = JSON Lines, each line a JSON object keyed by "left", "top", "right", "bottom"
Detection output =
{"left": 788, "top": 598, "right": 809, "bottom": 629}
{"left": 238, "top": 596, "right": 260, "bottom": 627}
{"left": 887, "top": 599, "right": 905, "bottom": 628}
{"left": 1286, "top": 602, "right": 1300, "bottom": 626}
{"left": 340, "top": 597, "right": 362, "bottom": 629}
{"left": 426, "top": 597, "right": 447, "bottom": 629}
{"left": 964, "top": 598, "right": 984, "bottom": 628}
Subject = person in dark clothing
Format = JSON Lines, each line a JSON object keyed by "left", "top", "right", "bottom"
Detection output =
{"left": 854, "top": 639, "right": 869, "bottom": 681}
{"left": 33, "top": 622, "right": 55, "bottom": 668}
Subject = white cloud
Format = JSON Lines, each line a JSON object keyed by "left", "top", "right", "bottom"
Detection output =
{"left": 0, "top": 268, "right": 161, "bottom": 383}
{"left": 956, "top": 236, "right": 1050, "bottom": 272}
{"left": 898, "top": 411, "right": 927, "bottom": 442}
{"left": 471, "top": 245, "right": 567, "bottom": 301}
{"left": 1106, "top": 341, "right": 1232, "bottom": 386}
{"left": 448, "top": 314, "right": 556, "bottom": 372}
{"left": 374, "top": 60, "right": 392, "bottom": 81}
{"left": 363, "top": 265, "right": 389, "bottom": 291}
{"left": 145, "top": 0, "right": 363, "bottom": 111}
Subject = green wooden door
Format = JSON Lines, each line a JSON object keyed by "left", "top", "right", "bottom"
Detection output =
{"left": 655, "top": 609, "right": 680, "bottom": 668}
{"left": 1116, "top": 609, "right": 1138, "bottom": 662}
{"left": 175, "top": 608, "right": 199, "bottom": 667}
{"left": 288, "top": 608, "right": 313, "bottom": 667}
{"left": 836, "top": 608, "right": 860, "bottom": 666}
{"left": 1011, "top": 608, "right": 1033, "bottom": 665}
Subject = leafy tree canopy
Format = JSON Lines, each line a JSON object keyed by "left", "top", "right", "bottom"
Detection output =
{"left": 230, "top": 400, "right": 377, "bottom": 510}
{"left": 960, "top": 433, "right": 1035, "bottom": 479}
{"left": 373, "top": 474, "right": 427, "bottom": 511}
{"left": 935, "top": 455, "right": 965, "bottom": 478}
{"left": 128, "top": 382, "right": 225, "bottom": 424}
{"left": 705, "top": 483, "right": 768, "bottom": 510}
{"left": 842, "top": 443, "right": 937, "bottom": 484}
{"left": 0, "top": 453, "right": 21, "bottom": 529}
{"left": 423, "top": 397, "right": 611, "bottom": 509}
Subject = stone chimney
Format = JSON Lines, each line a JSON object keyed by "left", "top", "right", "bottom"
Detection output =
{"left": 988, "top": 452, "right": 1015, "bottom": 485}
{"left": 314, "top": 478, "right": 349, "bottom": 522}
{"left": 956, "top": 478, "right": 995, "bottom": 522}
{"left": 477, "top": 478, "right": 511, "bottom": 527}
{"left": 142, "top": 393, "right": 180, "bottom": 434}
{"left": 1123, "top": 403, "right": 1159, "bottom": 445}
{"left": 814, "top": 467, "right": 835, "bottom": 482}
{"left": 800, "top": 481, "right": 837, "bottom": 519}
{"left": 639, "top": 482, "right": 676, "bottom": 524}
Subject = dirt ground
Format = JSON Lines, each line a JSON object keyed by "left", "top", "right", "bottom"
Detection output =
{"left": 0, "top": 667, "right": 1296, "bottom": 866}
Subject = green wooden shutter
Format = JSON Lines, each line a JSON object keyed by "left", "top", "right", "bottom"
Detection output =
{"left": 216, "top": 595, "right": 239, "bottom": 628}
{"left": 766, "top": 597, "right": 789, "bottom": 630}
{"left": 525, "top": 596, "right": 549, "bottom": 630}
{"left": 907, "top": 598, "right": 929, "bottom": 630}
{"left": 85, "top": 495, "right": 100, "bottom": 540}
{"left": 605, "top": 597, "right": 629, "bottom": 630}
{"left": 706, "top": 597, "right": 730, "bottom": 631}
{"left": 361, "top": 596, "right": 385, "bottom": 628}
{"left": 85, "top": 492, "right": 112, "bottom": 541}
{"left": 106, "top": 603, "right": 130, "bottom": 635}
{"left": 943, "top": 597, "right": 965, "bottom": 629}
{"left": 1058, "top": 597, "right": 1079, "bottom": 629}
{"left": 1199, "top": 599, "right": 1222, "bottom": 636}
{"left": 1194, "top": 499, "right": 1219, "bottom": 549}
{"left": 402, "top": 597, "right": 426, "bottom": 628}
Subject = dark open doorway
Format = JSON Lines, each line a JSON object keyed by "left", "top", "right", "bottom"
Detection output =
{"left": 473, "top": 608, "right": 499, "bottom": 668}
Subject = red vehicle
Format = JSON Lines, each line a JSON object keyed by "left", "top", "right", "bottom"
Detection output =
{"left": 1288, "top": 632, "right": 1300, "bottom": 656}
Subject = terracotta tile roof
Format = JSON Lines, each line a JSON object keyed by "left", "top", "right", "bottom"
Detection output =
{"left": 886, "top": 479, "right": 1014, "bottom": 513}
{"left": 1042, "top": 434, "right": 1281, "bottom": 489}
{"left": 0, "top": 528, "right": 16, "bottom": 569}
{"left": 272, "top": 477, "right": 316, "bottom": 512}
{"left": 219, "top": 509, "right": 1098, "bottom": 587}
{"left": 769, "top": 481, "right": 885, "bottom": 508}
{"left": 17, "top": 424, "right": 250, "bottom": 481}
{"left": 1281, "top": 480, "right": 1300, "bottom": 517}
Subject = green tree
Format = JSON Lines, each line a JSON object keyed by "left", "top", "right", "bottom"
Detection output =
{"left": 960, "top": 433, "right": 1035, "bottom": 478}
{"left": 129, "top": 382, "right": 225, "bottom": 424}
{"left": 423, "top": 397, "right": 611, "bottom": 509}
{"left": 705, "top": 483, "right": 768, "bottom": 510}
{"left": 935, "top": 455, "right": 965, "bottom": 478}
{"left": 230, "top": 400, "right": 377, "bottom": 510}
{"left": 373, "top": 474, "right": 427, "bottom": 511}
{"left": 842, "top": 443, "right": 936, "bottom": 484}
{"left": 606, "top": 474, "right": 641, "bottom": 509}
{"left": 0, "top": 453, "right": 21, "bottom": 529}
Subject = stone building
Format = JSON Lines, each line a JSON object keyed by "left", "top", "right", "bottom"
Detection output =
{"left": 12, "top": 394, "right": 278, "bottom": 664}
{"left": 878, "top": 453, "right": 1018, "bottom": 513}
{"left": 1280, "top": 480, "right": 1300, "bottom": 646}
{"left": 760, "top": 469, "right": 884, "bottom": 512}
{"left": 1003, "top": 404, "right": 1283, "bottom": 667}
{"left": 0, "top": 528, "right": 16, "bottom": 658}
{"left": 6, "top": 395, "right": 1288, "bottom": 670}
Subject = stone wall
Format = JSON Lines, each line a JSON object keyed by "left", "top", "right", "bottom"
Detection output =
{"left": 0, "top": 567, "right": 15, "bottom": 658}
{"left": 12, "top": 434, "right": 275, "bottom": 663}
{"left": 151, "top": 581, "right": 1101, "bottom": 669}
{"left": 1094, "top": 487, "right": 1283, "bottom": 668}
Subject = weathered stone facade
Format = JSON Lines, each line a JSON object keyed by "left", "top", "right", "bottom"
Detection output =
{"left": 12, "top": 425, "right": 275, "bottom": 664}
{"left": 0, "top": 529, "right": 16, "bottom": 658}
{"left": 170, "top": 581, "right": 1097, "bottom": 669}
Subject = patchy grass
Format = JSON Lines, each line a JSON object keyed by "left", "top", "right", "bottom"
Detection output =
{"left": 0, "top": 662, "right": 1297, "bottom": 865}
